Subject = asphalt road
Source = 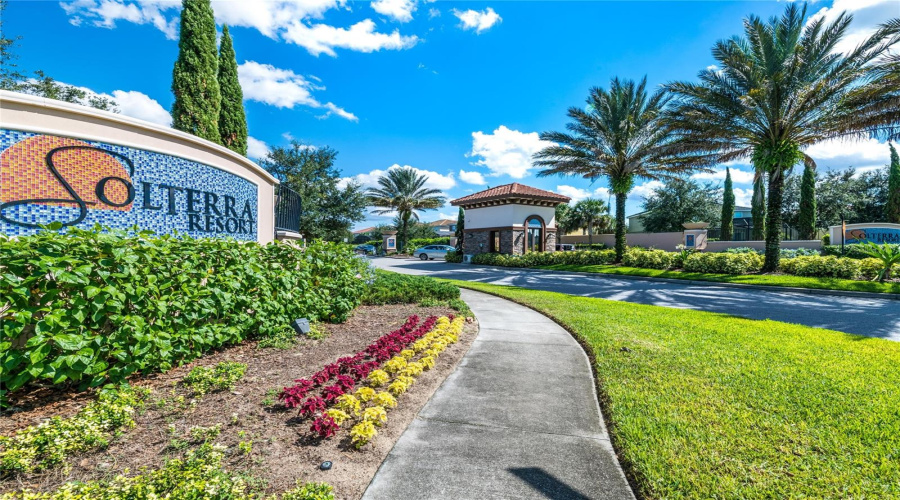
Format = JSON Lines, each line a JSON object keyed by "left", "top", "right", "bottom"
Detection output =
{"left": 370, "top": 257, "right": 900, "bottom": 341}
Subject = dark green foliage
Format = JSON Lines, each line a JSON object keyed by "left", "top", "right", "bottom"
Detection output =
{"left": 0, "top": 0, "right": 24, "bottom": 90}
{"left": 444, "top": 250, "right": 463, "bottom": 263}
{"left": 171, "top": 0, "right": 221, "bottom": 143}
{"left": 0, "top": 226, "right": 369, "bottom": 400}
{"left": 217, "top": 25, "right": 247, "bottom": 155}
{"left": 798, "top": 163, "right": 817, "bottom": 239}
{"left": 472, "top": 250, "right": 617, "bottom": 268}
{"left": 260, "top": 142, "right": 366, "bottom": 241}
{"left": 408, "top": 237, "right": 451, "bottom": 249}
{"left": 823, "top": 244, "right": 879, "bottom": 259}
{"left": 366, "top": 168, "right": 446, "bottom": 252}
{"left": 455, "top": 207, "right": 465, "bottom": 252}
{"left": 888, "top": 144, "right": 900, "bottom": 223}
{"left": 783, "top": 166, "right": 889, "bottom": 228}
{"left": 751, "top": 175, "right": 766, "bottom": 240}
{"left": 362, "top": 271, "right": 460, "bottom": 305}
{"left": 554, "top": 203, "right": 578, "bottom": 235}
{"left": 641, "top": 178, "right": 721, "bottom": 232}
{"left": 721, "top": 168, "right": 735, "bottom": 241}
{"left": 570, "top": 199, "right": 611, "bottom": 245}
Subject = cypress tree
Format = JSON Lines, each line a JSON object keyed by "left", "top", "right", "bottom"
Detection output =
{"left": 887, "top": 143, "right": 900, "bottom": 223}
{"left": 720, "top": 167, "right": 735, "bottom": 241}
{"left": 455, "top": 207, "right": 465, "bottom": 252}
{"left": 798, "top": 163, "right": 817, "bottom": 240}
{"left": 751, "top": 173, "right": 766, "bottom": 240}
{"left": 171, "top": 0, "right": 221, "bottom": 144}
{"left": 217, "top": 25, "right": 247, "bottom": 155}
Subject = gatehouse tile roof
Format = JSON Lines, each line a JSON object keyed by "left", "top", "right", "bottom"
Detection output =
{"left": 450, "top": 183, "right": 570, "bottom": 207}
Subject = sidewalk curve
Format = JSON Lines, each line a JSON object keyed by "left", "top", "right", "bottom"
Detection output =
{"left": 362, "top": 289, "right": 635, "bottom": 500}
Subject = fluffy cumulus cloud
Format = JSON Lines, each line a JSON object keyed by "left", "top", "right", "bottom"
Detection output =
{"left": 453, "top": 7, "right": 501, "bottom": 33}
{"left": 803, "top": 137, "right": 893, "bottom": 171}
{"left": 342, "top": 164, "right": 456, "bottom": 191}
{"left": 468, "top": 126, "right": 554, "bottom": 179}
{"left": 458, "top": 169, "right": 486, "bottom": 185}
{"left": 692, "top": 166, "right": 755, "bottom": 185}
{"left": 282, "top": 19, "right": 418, "bottom": 57}
{"left": 733, "top": 188, "right": 753, "bottom": 208}
{"left": 371, "top": 0, "right": 417, "bottom": 23}
{"left": 246, "top": 136, "right": 269, "bottom": 160}
{"left": 60, "top": 0, "right": 418, "bottom": 57}
{"left": 237, "top": 61, "right": 357, "bottom": 121}
{"left": 806, "top": 0, "right": 898, "bottom": 54}
{"left": 628, "top": 180, "right": 665, "bottom": 201}
{"left": 105, "top": 89, "right": 171, "bottom": 126}
{"left": 556, "top": 185, "right": 611, "bottom": 204}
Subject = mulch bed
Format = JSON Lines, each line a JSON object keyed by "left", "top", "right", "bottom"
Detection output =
{"left": 0, "top": 304, "right": 479, "bottom": 499}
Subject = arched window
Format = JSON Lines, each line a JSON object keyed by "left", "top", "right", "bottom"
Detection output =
{"left": 525, "top": 216, "right": 544, "bottom": 252}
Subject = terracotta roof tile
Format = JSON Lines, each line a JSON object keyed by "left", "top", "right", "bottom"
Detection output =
{"left": 428, "top": 219, "right": 457, "bottom": 226}
{"left": 450, "top": 183, "right": 571, "bottom": 206}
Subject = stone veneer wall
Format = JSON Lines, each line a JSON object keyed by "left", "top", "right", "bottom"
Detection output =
{"left": 464, "top": 228, "right": 559, "bottom": 256}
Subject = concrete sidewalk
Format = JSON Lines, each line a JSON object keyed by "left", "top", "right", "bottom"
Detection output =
{"left": 362, "top": 289, "right": 634, "bottom": 500}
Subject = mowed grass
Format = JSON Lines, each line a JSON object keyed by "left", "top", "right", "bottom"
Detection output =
{"left": 450, "top": 281, "right": 900, "bottom": 499}
{"left": 538, "top": 263, "right": 900, "bottom": 294}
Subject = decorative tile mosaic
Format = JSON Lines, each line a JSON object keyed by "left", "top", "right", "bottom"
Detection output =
{"left": 0, "top": 129, "right": 258, "bottom": 241}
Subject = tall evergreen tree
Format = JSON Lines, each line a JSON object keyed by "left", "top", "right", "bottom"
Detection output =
{"left": 888, "top": 144, "right": 900, "bottom": 223}
{"left": 217, "top": 25, "right": 247, "bottom": 155}
{"left": 171, "top": 0, "right": 221, "bottom": 143}
{"left": 798, "top": 163, "right": 817, "bottom": 239}
{"left": 751, "top": 175, "right": 766, "bottom": 240}
{"left": 720, "top": 168, "right": 735, "bottom": 241}
{"left": 455, "top": 207, "right": 465, "bottom": 252}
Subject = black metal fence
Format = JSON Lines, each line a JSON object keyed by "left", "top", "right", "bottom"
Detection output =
{"left": 708, "top": 223, "right": 803, "bottom": 241}
{"left": 274, "top": 184, "right": 302, "bottom": 234}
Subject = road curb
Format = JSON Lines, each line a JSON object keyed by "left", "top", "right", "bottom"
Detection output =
{"left": 458, "top": 263, "right": 900, "bottom": 301}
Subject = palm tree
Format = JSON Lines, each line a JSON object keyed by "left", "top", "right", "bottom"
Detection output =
{"left": 366, "top": 167, "right": 446, "bottom": 252}
{"left": 665, "top": 4, "right": 899, "bottom": 271}
{"left": 572, "top": 198, "right": 610, "bottom": 246}
{"left": 533, "top": 77, "right": 706, "bottom": 262}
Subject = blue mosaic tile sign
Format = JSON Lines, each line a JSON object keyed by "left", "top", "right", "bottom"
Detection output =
{"left": 0, "top": 129, "right": 258, "bottom": 240}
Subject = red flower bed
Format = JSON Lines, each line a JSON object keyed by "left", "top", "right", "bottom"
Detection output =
{"left": 278, "top": 315, "right": 439, "bottom": 435}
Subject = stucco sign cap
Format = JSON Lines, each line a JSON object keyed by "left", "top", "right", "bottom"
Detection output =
{"left": 683, "top": 222, "right": 710, "bottom": 229}
{"left": 450, "top": 183, "right": 571, "bottom": 208}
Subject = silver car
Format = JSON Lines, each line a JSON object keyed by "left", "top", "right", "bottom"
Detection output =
{"left": 416, "top": 245, "right": 455, "bottom": 260}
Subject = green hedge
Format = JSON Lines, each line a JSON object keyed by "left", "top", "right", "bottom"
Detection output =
{"left": 822, "top": 244, "right": 872, "bottom": 259}
{"left": 444, "top": 250, "right": 463, "bottom": 263}
{"left": 623, "top": 248, "right": 680, "bottom": 270}
{"left": 361, "top": 270, "right": 460, "bottom": 305}
{"left": 471, "top": 250, "right": 616, "bottom": 268}
{"left": 0, "top": 226, "right": 370, "bottom": 399}
{"left": 683, "top": 252, "right": 764, "bottom": 274}
{"left": 780, "top": 255, "right": 896, "bottom": 280}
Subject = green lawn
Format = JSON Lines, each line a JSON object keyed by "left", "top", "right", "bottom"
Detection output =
{"left": 451, "top": 281, "right": 900, "bottom": 499}
{"left": 537, "top": 263, "right": 900, "bottom": 294}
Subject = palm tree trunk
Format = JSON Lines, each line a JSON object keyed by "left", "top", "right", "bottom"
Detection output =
{"left": 400, "top": 211, "right": 410, "bottom": 252}
{"left": 615, "top": 192, "right": 627, "bottom": 262}
{"left": 763, "top": 170, "right": 784, "bottom": 272}
{"left": 588, "top": 218, "right": 594, "bottom": 246}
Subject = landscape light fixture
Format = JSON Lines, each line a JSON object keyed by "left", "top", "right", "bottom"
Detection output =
{"left": 291, "top": 318, "right": 310, "bottom": 335}
{"left": 320, "top": 461, "right": 333, "bottom": 471}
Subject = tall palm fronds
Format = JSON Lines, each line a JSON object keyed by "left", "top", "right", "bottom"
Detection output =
{"left": 533, "top": 76, "right": 708, "bottom": 261}
{"left": 665, "top": 4, "right": 900, "bottom": 271}
{"left": 366, "top": 167, "right": 446, "bottom": 251}
{"left": 571, "top": 198, "right": 610, "bottom": 246}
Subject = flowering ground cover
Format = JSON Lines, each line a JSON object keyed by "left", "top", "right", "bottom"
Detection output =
{"left": 0, "top": 303, "right": 478, "bottom": 499}
{"left": 450, "top": 280, "right": 900, "bottom": 499}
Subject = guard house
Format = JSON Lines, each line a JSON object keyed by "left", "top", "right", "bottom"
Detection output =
{"left": 451, "top": 183, "right": 570, "bottom": 256}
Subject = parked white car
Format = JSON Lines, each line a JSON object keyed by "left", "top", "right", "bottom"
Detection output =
{"left": 416, "top": 245, "right": 455, "bottom": 260}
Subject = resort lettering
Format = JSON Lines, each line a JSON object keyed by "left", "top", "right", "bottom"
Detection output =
{"left": 141, "top": 182, "right": 255, "bottom": 235}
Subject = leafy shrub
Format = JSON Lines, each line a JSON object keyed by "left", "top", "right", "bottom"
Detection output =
{"left": 0, "top": 386, "right": 146, "bottom": 474}
{"left": 0, "top": 226, "right": 370, "bottom": 400}
{"left": 444, "top": 250, "right": 463, "bottom": 263}
{"left": 856, "top": 242, "right": 900, "bottom": 282}
{"left": 683, "top": 252, "right": 764, "bottom": 275}
{"left": 574, "top": 243, "right": 609, "bottom": 250}
{"left": 362, "top": 271, "right": 460, "bottom": 305}
{"left": 822, "top": 244, "right": 873, "bottom": 259}
{"left": 471, "top": 250, "right": 616, "bottom": 268}
{"left": 723, "top": 247, "right": 761, "bottom": 254}
{"left": 623, "top": 248, "right": 678, "bottom": 270}
{"left": 779, "top": 247, "right": 821, "bottom": 258}
{"left": 182, "top": 362, "right": 246, "bottom": 396}
{"left": 780, "top": 256, "right": 861, "bottom": 279}
{"left": 281, "top": 482, "right": 336, "bottom": 500}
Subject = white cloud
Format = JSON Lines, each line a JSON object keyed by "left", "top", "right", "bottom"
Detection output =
{"left": 105, "top": 90, "right": 171, "bottom": 126}
{"left": 468, "top": 126, "right": 554, "bottom": 179}
{"left": 804, "top": 137, "right": 892, "bottom": 169}
{"left": 428, "top": 7, "right": 440, "bottom": 19}
{"left": 283, "top": 19, "right": 418, "bottom": 57}
{"left": 733, "top": 188, "right": 753, "bottom": 207}
{"left": 557, "top": 185, "right": 611, "bottom": 203}
{"left": 438, "top": 212, "right": 457, "bottom": 220}
{"left": 237, "top": 61, "right": 357, "bottom": 121}
{"left": 629, "top": 180, "right": 665, "bottom": 200}
{"left": 851, "top": 165, "right": 887, "bottom": 178}
{"left": 458, "top": 170, "right": 486, "bottom": 185}
{"left": 453, "top": 7, "right": 501, "bottom": 33}
{"left": 706, "top": 64, "right": 719, "bottom": 71}
{"left": 806, "top": 0, "right": 898, "bottom": 54}
{"left": 60, "top": 1, "right": 418, "bottom": 57}
{"left": 371, "top": 0, "right": 417, "bottom": 22}
{"left": 247, "top": 136, "right": 269, "bottom": 160}
{"left": 343, "top": 164, "right": 456, "bottom": 191}
{"left": 692, "top": 167, "right": 755, "bottom": 185}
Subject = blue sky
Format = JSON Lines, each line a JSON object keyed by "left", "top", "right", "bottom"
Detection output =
{"left": 4, "top": 0, "right": 897, "bottom": 228}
